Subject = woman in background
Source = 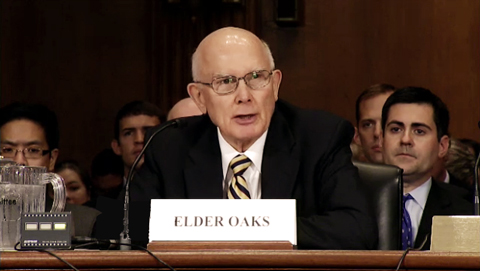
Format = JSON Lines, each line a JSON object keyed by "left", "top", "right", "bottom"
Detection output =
{"left": 55, "top": 160, "right": 92, "bottom": 205}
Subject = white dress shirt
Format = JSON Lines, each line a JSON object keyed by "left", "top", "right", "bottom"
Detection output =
{"left": 218, "top": 128, "right": 267, "bottom": 199}
{"left": 405, "top": 178, "right": 432, "bottom": 242}
{"left": 444, "top": 171, "right": 450, "bottom": 184}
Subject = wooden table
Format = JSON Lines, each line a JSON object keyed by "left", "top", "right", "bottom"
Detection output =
{"left": 1, "top": 250, "right": 479, "bottom": 270}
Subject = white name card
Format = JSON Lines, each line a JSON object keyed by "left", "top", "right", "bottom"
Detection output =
{"left": 149, "top": 199, "right": 296, "bottom": 245}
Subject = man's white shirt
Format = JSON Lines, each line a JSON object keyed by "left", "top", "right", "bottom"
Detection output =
{"left": 405, "top": 178, "right": 431, "bottom": 242}
{"left": 218, "top": 128, "right": 267, "bottom": 199}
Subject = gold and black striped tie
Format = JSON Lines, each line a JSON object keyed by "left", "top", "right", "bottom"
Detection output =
{"left": 227, "top": 154, "right": 252, "bottom": 199}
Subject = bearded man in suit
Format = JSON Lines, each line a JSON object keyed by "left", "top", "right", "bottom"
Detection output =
{"left": 130, "top": 27, "right": 377, "bottom": 249}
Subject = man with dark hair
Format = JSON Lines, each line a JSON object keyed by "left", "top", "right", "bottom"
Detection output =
{"left": 111, "top": 101, "right": 163, "bottom": 179}
{"left": 353, "top": 83, "right": 395, "bottom": 164}
{"left": 0, "top": 102, "right": 100, "bottom": 237}
{"left": 0, "top": 102, "right": 59, "bottom": 170}
{"left": 381, "top": 87, "right": 473, "bottom": 250}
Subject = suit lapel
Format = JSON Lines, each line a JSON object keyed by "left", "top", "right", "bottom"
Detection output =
{"left": 415, "top": 181, "right": 450, "bottom": 248}
{"left": 183, "top": 107, "right": 300, "bottom": 200}
{"left": 184, "top": 119, "right": 224, "bottom": 199}
{"left": 261, "top": 110, "right": 299, "bottom": 199}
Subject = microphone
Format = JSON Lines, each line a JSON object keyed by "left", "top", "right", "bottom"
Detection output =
{"left": 474, "top": 153, "right": 479, "bottom": 215}
{"left": 475, "top": 120, "right": 480, "bottom": 215}
{"left": 119, "top": 118, "right": 185, "bottom": 250}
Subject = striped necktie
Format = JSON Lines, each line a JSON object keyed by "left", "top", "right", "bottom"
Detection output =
{"left": 228, "top": 154, "right": 252, "bottom": 199}
{"left": 402, "top": 194, "right": 414, "bottom": 250}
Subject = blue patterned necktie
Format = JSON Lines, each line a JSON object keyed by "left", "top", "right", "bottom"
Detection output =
{"left": 227, "top": 154, "right": 252, "bottom": 199}
{"left": 402, "top": 194, "right": 414, "bottom": 250}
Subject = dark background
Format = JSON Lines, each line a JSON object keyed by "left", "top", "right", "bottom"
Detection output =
{"left": 2, "top": 0, "right": 479, "bottom": 170}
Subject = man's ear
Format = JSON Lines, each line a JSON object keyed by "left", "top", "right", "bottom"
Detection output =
{"left": 438, "top": 135, "right": 450, "bottom": 158}
{"left": 271, "top": 69, "right": 282, "bottom": 101}
{"left": 353, "top": 127, "right": 361, "bottom": 146}
{"left": 111, "top": 139, "right": 122, "bottom": 156}
{"left": 187, "top": 83, "right": 207, "bottom": 114}
{"left": 48, "top": 148, "right": 59, "bottom": 172}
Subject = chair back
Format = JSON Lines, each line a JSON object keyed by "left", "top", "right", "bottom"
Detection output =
{"left": 353, "top": 161, "right": 403, "bottom": 250}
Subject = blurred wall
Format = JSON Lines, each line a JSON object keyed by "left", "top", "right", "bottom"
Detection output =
{"left": 0, "top": 0, "right": 260, "bottom": 168}
{"left": 261, "top": 0, "right": 480, "bottom": 136}
{"left": 1, "top": 0, "right": 479, "bottom": 169}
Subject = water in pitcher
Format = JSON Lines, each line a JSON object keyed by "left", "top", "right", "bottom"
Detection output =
{"left": 0, "top": 183, "right": 45, "bottom": 250}
{"left": 0, "top": 165, "right": 65, "bottom": 250}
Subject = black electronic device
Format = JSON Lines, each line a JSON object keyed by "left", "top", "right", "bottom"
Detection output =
{"left": 20, "top": 212, "right": 72, "bottom": 249}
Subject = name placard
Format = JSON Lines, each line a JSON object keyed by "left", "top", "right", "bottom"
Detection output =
{"left": 149, "top": 199, "right": 296, "bottom": 245}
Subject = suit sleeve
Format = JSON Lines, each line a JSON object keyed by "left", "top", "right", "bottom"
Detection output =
{"left": 297, "top": 119, "right": 378, "bottom": 249}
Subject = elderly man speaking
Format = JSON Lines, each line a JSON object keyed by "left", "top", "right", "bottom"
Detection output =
{"left": 130, "top": 27, "right": 377, "bottom": 249}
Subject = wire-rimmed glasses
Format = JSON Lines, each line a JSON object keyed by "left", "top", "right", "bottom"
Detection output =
{"left": 194, "top": 70, "right": 274, "bottom": 94}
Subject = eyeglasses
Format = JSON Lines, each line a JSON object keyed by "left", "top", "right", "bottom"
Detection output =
{"left": 0, "top": 147, "right": 51, "bottom": 159}
{"left": 194, "top": 70, "right": 274, "bottom": 95}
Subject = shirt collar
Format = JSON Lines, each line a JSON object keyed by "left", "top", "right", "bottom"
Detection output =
{"left": 407, "top": 177, "right": 432, "bottom": 210}
{"left": 444, "top": 171, "right": 450, "bottom": 183}
{"left": 218, "top": 128, "right": 267, "bottom": 179}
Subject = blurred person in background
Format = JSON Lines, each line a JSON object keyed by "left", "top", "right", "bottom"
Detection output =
{"left": 354, "top": 83, "right": 396, "bottom": 164}
{"left": 350, "top": 141, "right": 367, "bottom": 162}
{"left": 91, "top": 148, "right": 124, "bottom": 199}
{"left": 111, "top": 101, "right": 163, "bottom": 181}
{"left": 55, "top": 160, "right": 92, "bottom": 206}
{"left": 458, "top": 138, "right": 480, "bottom": 158}
{"left": 445, "top": 138, "right": 477, "bottom": 194}
{"left": 167, "top": 97, "right": 203, "bottom": 121}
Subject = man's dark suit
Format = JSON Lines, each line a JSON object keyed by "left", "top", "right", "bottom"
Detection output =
{"left": 131, "top": 100, "right": 377, "bottom": 250}
{"left": 414, "top": 180, "right": 473, "bottom": 249}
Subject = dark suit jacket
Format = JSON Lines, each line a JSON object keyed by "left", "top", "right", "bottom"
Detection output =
{"left": 130, "top": 100, "right": 377, "bottom": 249}
{"left": 415, "top": 180, "right": 474, "bottom": 249}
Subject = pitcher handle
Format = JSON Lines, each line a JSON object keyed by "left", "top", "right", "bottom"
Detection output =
{"left": 41, "top": 173, "right": 66, "bottom": 212}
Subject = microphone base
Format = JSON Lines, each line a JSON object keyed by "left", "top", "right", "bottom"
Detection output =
{"left": 119, "top": 236, "right": 131, "bottom": 251}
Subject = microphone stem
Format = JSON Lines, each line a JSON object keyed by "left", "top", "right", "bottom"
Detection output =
{"left": 120, "top": 182, "right": 131, "bottom": 250}
{"left": 474, "top": 151, "right": 480, "bottom": 215}
{"left": 475, "top": 120, "right": 480, "bottom": 215}
{"left": 119, "top": 120, "right": 180, "bottom": 250}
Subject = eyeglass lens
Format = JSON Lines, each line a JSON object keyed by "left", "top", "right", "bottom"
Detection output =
{"left": 214, "top": 70, "right": 271, "bottom": 93}
{"left": 0, "top": 147, "right": 46, "bottom": 159}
